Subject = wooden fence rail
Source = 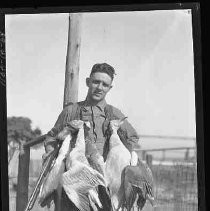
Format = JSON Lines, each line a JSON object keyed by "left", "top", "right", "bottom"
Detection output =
{"left": 136, "top": 147, "right": 196, "bottom": 162}
{"left": 23, "top": 135, "right": 47, "bottom": 148}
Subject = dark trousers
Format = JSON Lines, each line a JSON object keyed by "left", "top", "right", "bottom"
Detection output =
{"left": 54, "top": 188, "right": 97, "bottom": 211}
{"left": 53, "top": 188, "right": 80, "bottom": 211}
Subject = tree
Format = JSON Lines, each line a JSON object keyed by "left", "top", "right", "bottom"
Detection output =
{"left": 7, "top": 116, "right": 42, "bottom": 148}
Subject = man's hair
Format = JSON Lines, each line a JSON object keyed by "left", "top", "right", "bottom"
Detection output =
{"left": 90, "top": 63, "right": 116, "bottom": 80}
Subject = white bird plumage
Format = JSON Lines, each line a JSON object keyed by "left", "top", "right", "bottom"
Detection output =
{"left": 38, "top": 131, "right": 72, "bottom": 204}
{"left": 105, "top": 117, "right": 132, "bottom": 210}
{"left": 61, "top": 120, "right": 107, "bottom": 211}
{"left": 38, "top": 117, "right": 143, "bottom": 211}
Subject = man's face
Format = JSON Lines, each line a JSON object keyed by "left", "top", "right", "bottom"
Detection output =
{"left": 86, "top": 72, "right": 113, "bottom": 102}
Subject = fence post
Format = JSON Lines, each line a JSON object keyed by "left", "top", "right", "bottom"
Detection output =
{"left": 16, "top": 141, "right": 30, "bottom": 211}
{"left": 146, "top": 154, "right": 153, "bottom": 168}
{"left": 185, "top": 148, "right": 189, "bottom": 161}
{"left": 142, "top": 150, "right": 146, "bottom": 160}
{"left": 162, "top": 149, "right": 166, "bottom": 161}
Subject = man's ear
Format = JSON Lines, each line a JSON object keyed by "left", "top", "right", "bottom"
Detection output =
{"left": 107, "top": 85, "right": 113, "bottom": 93}
{"left": 86, "top": 78, "right": 90, "bottom": 87}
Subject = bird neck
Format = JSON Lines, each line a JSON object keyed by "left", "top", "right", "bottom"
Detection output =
{"left": 68, "top": 149, "right": 85, "bottom": 165}
{"left": 75, "top": 128, "right": 85, "bottom": 150}
{"left": 67, "top": 159, "right": 81, "bottom": 171}
{"left": 109, "top": 132, "right": 122, "bottom": 148}
{"left": 130, "top": 151, "right": 138, "bottom": 166}
{"left": 111, "top": 127, "right": 119, "bottom": 136}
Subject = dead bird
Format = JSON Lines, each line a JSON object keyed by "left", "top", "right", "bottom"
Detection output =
{"left": 121, "top": 158, "right": 155, "bottom": 211}
{"left": 61, "top": 120, "right": 107, "bottom": 211}
{"left": 105, "top": 117, "right": 132, "bottom": 210}
{"left": 39, "top": 127, "right": 73, "bottom": 205}
{"left": 85, "top": 138, "right": 112, "bottom": 211}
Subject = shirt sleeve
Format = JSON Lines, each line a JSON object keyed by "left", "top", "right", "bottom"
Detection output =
{"left": 44, "top": 103, "right": 75, "bottom": 149}
{"left": 112, "top": 106, "right": 140, "bottom": 152}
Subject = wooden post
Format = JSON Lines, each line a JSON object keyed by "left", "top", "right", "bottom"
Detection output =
{"left": 185, "top": 148, "right": 189, "bottom": 161}
{"left": 142, "top": 150, "right": 146, "bottom": 160}
{"left": 146, "top": 154, "right": 153, "bottom": 168}
{"left": 16, "top": 141, "right": 30, "bottom": 211}
{"left": 63, "top": 13, "right": 82, "bottom": 107}
{"left": 162, "top": 149, "right": 166, "bottom": 161}
{"left": 54, "top": 13, "right": 82, "bottom": 211}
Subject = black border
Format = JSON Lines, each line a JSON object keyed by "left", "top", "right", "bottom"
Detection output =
{"left": 0, "top": 3, "right": 203, "bottom": 14}
{"left": 0, "top": 12, "right": 8, "bottom": 211}
{"left": 191, "top": 4, "right": 206, "bottom": 211}
{"left": 0, "top": 2, "right": 205, "bottom": 211}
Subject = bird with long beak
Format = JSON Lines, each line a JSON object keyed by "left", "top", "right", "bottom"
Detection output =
{"left": 121, "top": 158, "right": 156, "bottom": 211}
{"left": 38, "top": 127, "right": 73, "bottom": 205}
{"left": 61, "top": 120, "right": 107, "bottom": 211}
{"left": 85, "top": 138, "right": 112, "bottom": 211}
{"left": 104, "top": 117, "right": 132, "bottom": 210}
{"left": 85, "top": 137, "right": 105, "bottom": 176}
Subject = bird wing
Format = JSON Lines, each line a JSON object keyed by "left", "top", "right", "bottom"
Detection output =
{"left": 58, "top": 134, "right": 72, "bottom": 158}
{"left": 123, "top": 166, "right": 140, "bottom": 210}
{"left": 137, "top": 159, "right": 154, "bottom": 187}
{"left": 124, "top": 182, "right": 138, "bottom": 210}
{"left": 123, "top": 165, "right": 155, "bottom": 210}
{"left": 62, "top": 166, "right": 105, "bottom": 211}
{"left": 85, "top": 139, "right": 105, "bottom": 175}
{"left": 85, "top": 140, "right": 111, "bottom": 209}
{"left": 125, "top": 165, "right": 154, "bottom": 194}
{"left": 136, "top": 160, "right": 155, "bottom": 200}
{"left": 39, "top": 157, "right": 65, "bottom": 202}
{"left": 87, "top": 154, "right": 105, "bottom": 176}
{"left": 122, "top": 166, "right": 148, "bottom": 211}
{"left": 39, "top": 134, "right": 73, "bottom": 201}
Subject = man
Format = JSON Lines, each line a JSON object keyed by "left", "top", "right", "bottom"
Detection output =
{"left": 42, "top": 63, "right": 140, "bottom": 210}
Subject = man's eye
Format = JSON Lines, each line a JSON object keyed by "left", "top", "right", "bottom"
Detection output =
{"left": 103, "top": 83, "right": 109, "bottom": 87}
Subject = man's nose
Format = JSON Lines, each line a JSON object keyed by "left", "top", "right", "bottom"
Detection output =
{"left": 97, "top": 83, "right": 103, "bottom": 90}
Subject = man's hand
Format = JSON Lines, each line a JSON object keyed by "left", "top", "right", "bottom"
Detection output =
{"left": 42, "top": 145, "right": 55, "bottom": 164}
{"left": 42, "top": 136, "right": 57, "bottom": 164}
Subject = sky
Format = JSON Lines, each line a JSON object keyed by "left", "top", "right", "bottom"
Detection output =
{"left": 5, "top": 10, "right": 196, "bottom": 151}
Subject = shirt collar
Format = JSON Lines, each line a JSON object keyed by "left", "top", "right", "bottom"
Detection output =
{"left": 82, "top": 98, "right": 107, "bottom": 112}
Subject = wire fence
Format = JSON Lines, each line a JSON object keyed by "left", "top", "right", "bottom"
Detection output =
{"left": 8, "top": 147, "right": 198, "bottom": 211}
{"left": 151, "top": 162, "right": 197, "bottom": 211}
{"left": 135, "top": 148, "right": 198, "bottom": 211}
